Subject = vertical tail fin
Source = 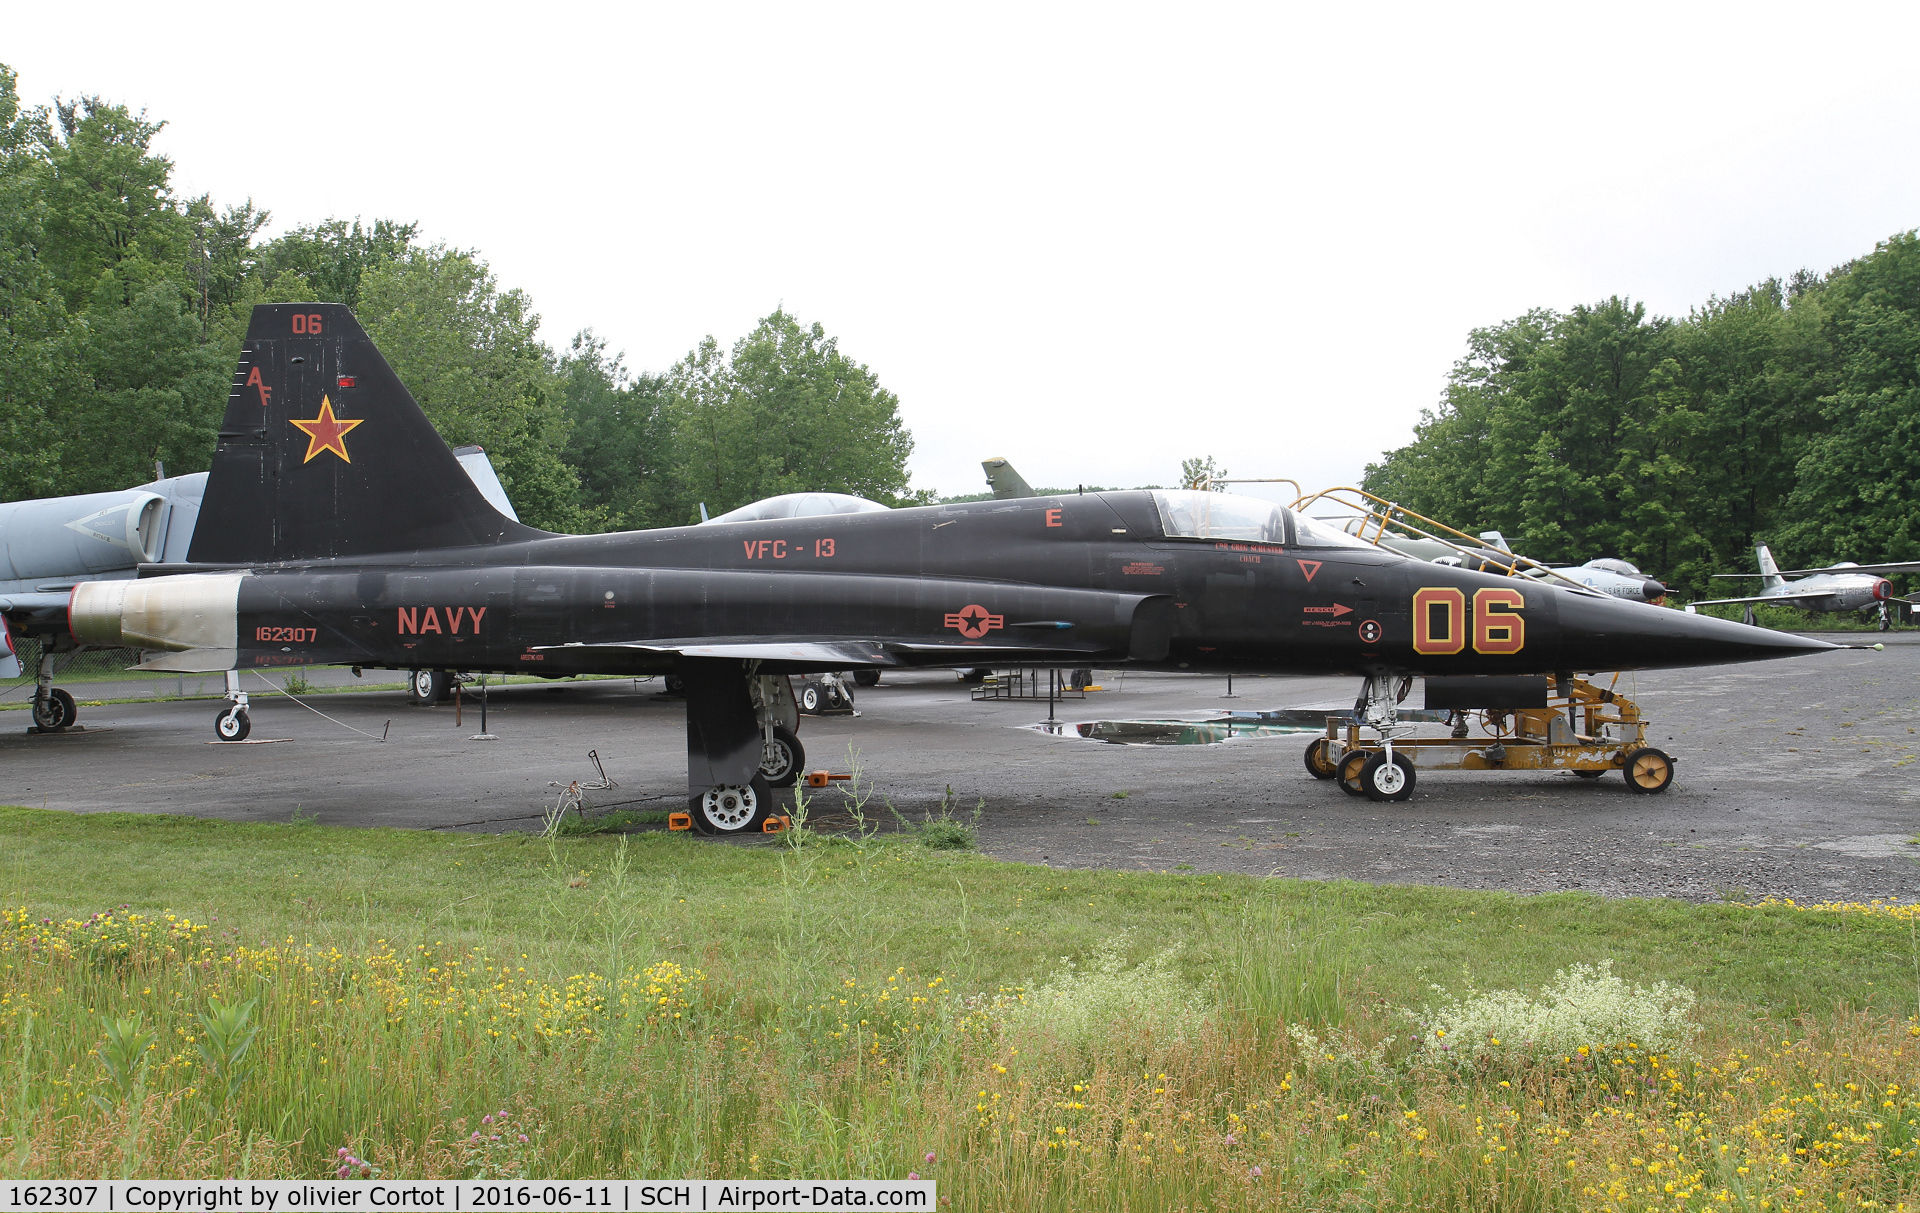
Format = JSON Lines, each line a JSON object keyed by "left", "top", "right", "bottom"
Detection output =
{"left": 1755, "top": 543, "right": 1785, "bottom": 594}
{"left": 188, "top": 303, "right": 548, "bottom": 563}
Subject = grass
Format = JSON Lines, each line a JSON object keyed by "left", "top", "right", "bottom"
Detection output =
{"left": 0, "top": 806, "right": 1916, "bottom": 1207}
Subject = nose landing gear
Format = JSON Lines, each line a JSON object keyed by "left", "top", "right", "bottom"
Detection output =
{"left": 212, "top": 669, "right": 251, "bottom": 741}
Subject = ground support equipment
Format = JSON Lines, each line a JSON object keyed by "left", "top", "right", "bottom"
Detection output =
{"left": 1307, "top": 676, "right": 1674, "bottom": 801}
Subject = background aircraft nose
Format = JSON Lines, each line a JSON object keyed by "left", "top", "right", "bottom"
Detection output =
{"left": 1639, "top": 578, "right": 1667, "bottom": 603}
{"left": 1555, "top": 589, "right": 1839, "bottom": 671}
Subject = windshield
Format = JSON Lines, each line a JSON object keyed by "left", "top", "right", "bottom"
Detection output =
{"left": 1151, "top": 491, "right": 1288, "bottom": 542}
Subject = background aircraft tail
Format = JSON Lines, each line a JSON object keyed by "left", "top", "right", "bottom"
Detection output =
{"left": 982, "top": 457, "right": 1036, "bottom": 500}
{"left": 1755, "top": 543, "right": 1786, "bottom": 594}
{"left": 189, "top": 303, "right": 546, "bottom": 563}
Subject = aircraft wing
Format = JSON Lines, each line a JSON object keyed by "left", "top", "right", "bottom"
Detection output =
{"left": 1685, "top": 593, "right": 1822, "bottom": 609}
{"left": 1774, "top": 561, "right": 1920, "bottom": 576}
{"left": 538, "top": 634, "right": 1105, "bottom": 667}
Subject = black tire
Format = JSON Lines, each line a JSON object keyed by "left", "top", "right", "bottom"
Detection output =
{"left": 1069, "top": 668, "right": 1093, "bottom": 690}
{"left": 50, "top": 688, "right": 76, "bottom": 729}
{"left": 1621, "top": 747, "right": 1675, "bottom": 794}
{"left": 215, "top": 707, "right": 251, "bottom": 742}
{"left": 800, "top": 685, "right": 821, "bottom": 713}
{"left": 689, "top": 775, "right": 774, "bottom": 835}
{"left": 760, "top": 725, "right": 805, "bottom": 785}
{"left": 1360, "top": 751, "right": 1416, "bottom": 802}
{"left": 853, "top": 669, "right": 881, "bottom": 687}
{"left": 1572, "top": 768, "right": 1606, "bottom": 779}
{"left": 407, "top": 669, "right": 450, "bottom": 705}
{"left": 31, "top": 692, "right": 61, "bottom": 730}
{"left": 1303, "top": 738, "right": 1338, "bottom": 780}
{"left": 957, "top": 668, "right": 987, "bottom": 684}
{"left": 664, "top": 674, "right": 686, "bottom": 695}
{"left": 1336, "top": 750, "right": 1369, "bottom": 797}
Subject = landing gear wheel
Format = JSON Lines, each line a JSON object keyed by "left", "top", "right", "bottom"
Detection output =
{"left": 215, "top": 707, "right": 251, "bottom": 741}
{"left": 1360, "top": 751, "right": 1416, "bottom": 802}
{"left": 760, "top": 725, "right": 805, "bottom": 785}
{"left": 1303, "top": 738, "right": 1338, "bottom": 780}
{"left": 1573, "top": 768, "right": 1606, "bottom": 779}
{"left": 957, "top": 668, "right": 987, "bottom": 684}
{"left": 689, "top": 775, "right": 773, "bottom": 835}
{"left": 853, "top": 669, "right": 881, "bottom": 687}
{"left": 32, "top": 689, "right": 76, "bottom": 730}
{"left": 1621, "top": 747, "right": 1674, "bottom": 794}
{"left": 664, "top": 674, "right": 686, "bottom": 695}
{"left": 407, "top": 669, "right": 450, "bottom": 705}
{"left": 1336, "top": 750, "right": 1369, "bottom": 797}
{"left": 800, "top": 685, "right": 821, "bottom": 713}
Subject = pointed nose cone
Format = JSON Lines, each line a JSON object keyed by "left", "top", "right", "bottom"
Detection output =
{"left": 1554, "top": 589, "right": 1839, "bottom": 671}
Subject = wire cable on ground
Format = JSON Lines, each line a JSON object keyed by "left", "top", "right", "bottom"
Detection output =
{"left": 251, "top": 669, "right": 389, "bottom": 741}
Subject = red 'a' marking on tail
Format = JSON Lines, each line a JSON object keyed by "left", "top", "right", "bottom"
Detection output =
{"left": 1296, "top": 559, "right": 1322, "bottom": 582}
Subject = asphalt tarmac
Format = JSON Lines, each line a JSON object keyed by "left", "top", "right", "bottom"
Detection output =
{"left": 3, "top": 638, "right": 1916, "bottom": 904}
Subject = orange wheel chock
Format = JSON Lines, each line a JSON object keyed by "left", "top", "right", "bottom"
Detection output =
{"left": 763, "top": 815, "right": 792, "bottom": 834}
{"left": 667, "top": 812, "right": 693, "bottom": 831}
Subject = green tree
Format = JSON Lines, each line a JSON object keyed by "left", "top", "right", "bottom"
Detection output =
{"left": 356, "top": 246, "right": 582, "bottom": 531}
{"left": 1777, "top": 231, "right": 1920, "bottom": 565}
{"left": 558, "top": 331, "right": 673, "bottom": 531}
{"left": 665, "top": 309, "right": 920, "bottom": 521}
{"left": 0, "top": 64, "right": 75, "bottom": 499}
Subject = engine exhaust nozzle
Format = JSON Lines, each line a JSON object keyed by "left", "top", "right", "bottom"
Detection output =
{"left": 70, "top": 573, "right": 246, "bottom": 652}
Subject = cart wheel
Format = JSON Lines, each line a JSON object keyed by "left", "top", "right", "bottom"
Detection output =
{"left": 1336, "top": 750, "right": 1369, "bottom": 796}
{"left": 1572, "top": 769, "right": 1606, "bottom": 779}
{"left": 760, "top": 725, "right": 805, "bottom": 785}
{"left": 1303, "top": 738, "right": 1338, "bottom": 780}
{"left": 1360, "top": 752, "right": 1416, "bottom": 802}
{"left": 1621, "top": 747, "right": 1675, "bottom": 794}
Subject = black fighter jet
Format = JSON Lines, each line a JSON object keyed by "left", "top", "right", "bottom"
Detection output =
{"left": 62, "top": 304, "right": 1836, "bottom": 831}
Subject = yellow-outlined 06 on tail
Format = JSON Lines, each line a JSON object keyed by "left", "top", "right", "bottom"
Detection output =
{"left": 1412, "top": 586, "right": 1527, "bottom": 656}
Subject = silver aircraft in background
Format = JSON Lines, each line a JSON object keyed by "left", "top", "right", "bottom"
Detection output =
{"left": 1688, "top": 543, "right": 1916, "bottom": 630}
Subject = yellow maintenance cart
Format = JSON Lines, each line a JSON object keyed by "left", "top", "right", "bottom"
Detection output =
{"left": 1301, "top": 674, "right": 1674, "bottom": 801}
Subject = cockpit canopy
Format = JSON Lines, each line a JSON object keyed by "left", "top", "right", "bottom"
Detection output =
{"left": 1585, "top": 557, "right": 1645, "bottom": 577}
{"left": 705, "top": 492, "right": 890, "bottom": 525}
{"left": 1148, "top": 491, "right": 1376, "bottom": 549}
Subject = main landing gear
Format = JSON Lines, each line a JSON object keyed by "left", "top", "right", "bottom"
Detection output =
{"left": 680, "top": 662, "right": 806, "bottom": 836}
{"left": 1311, "top": 672, "right": 1674, "bottom": 801}
{"left": 406, "top": 669, "right": 457, "bottom": 705}
{"left": 213, "top": 670, "right": 251, "bottom": 741}
{"left": 28, "top": 650, "right": 78, "bottom": 733}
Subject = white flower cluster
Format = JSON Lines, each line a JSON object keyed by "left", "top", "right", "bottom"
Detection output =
{"left": 1415, "top": 960, "right": 1699, "bottom": 1065}
{"left": 1011, "top": 937, "right": 1211, "bottom": 1049}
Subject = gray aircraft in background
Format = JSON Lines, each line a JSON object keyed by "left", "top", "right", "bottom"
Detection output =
{"left": 1687, "top": 543, "right": 1915, "bottom": 629}
{"left": 0, "top": 448, "right": 519, "bottom": 722}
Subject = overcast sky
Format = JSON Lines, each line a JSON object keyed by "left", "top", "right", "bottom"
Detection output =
{"left": 10, "top": 3, "right": 1920, "bottom": 504}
